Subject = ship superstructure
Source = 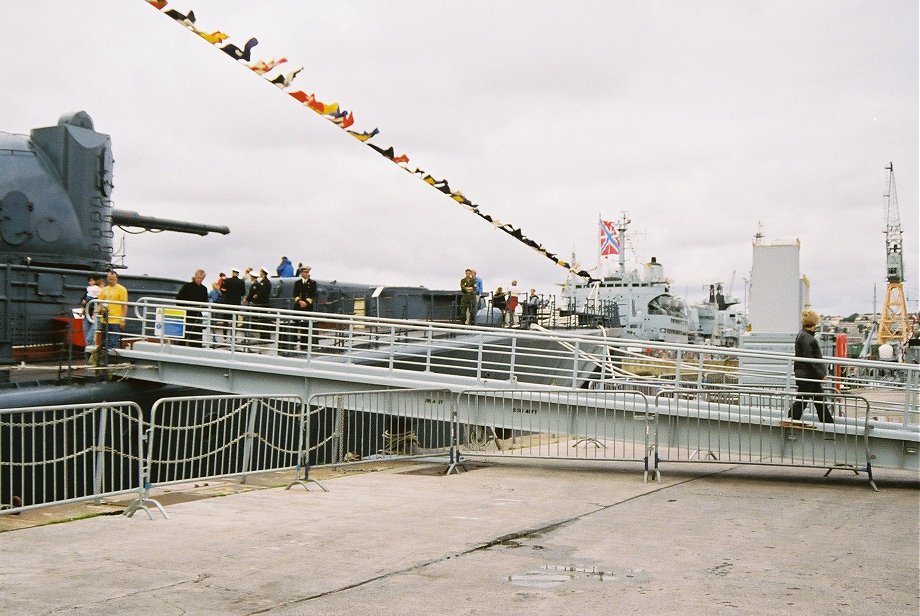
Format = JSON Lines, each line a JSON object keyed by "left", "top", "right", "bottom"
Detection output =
{"left": 688, "top": 282, "right": 746, "bottom": 347}
{"left": 561, "top": 215, "right": 689, "bottom": 343}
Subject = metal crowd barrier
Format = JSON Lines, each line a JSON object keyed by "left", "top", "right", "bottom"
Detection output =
{"left": 455, "top": 389, "right": 655, "bottom": 481}
{"left": 125, "top": 394, "right": 305, "bottom": 519}
{"left": 0, "top": 385, "right": 895, "bottom": 521}
{"left": 0, "top": 402, "right": 145, "bottom": 515}
{"left": 653, "top": 388, "right": 876, "bottom": 490}
{"left": 302, "top": 389, "right": 456, "bottom": 472}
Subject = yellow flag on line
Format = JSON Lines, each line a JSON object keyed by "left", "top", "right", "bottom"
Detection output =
{"left": 196, "top": 30, "right": 229, "bottom": 44}
{"left": 347, "top": 128, "right": 379, "bottom": 142}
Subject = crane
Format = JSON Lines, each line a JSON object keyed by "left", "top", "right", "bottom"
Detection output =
{"left": 877, "top": 162, "right": 910, "bottom": 348}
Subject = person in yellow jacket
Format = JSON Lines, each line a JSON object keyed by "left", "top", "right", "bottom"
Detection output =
{"left": 97, "top": 270, "right": 128, "bottom": 349}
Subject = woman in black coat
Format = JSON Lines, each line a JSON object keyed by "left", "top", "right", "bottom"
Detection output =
{"left": 789, "top": 310, "right": 833, "bottom": 423}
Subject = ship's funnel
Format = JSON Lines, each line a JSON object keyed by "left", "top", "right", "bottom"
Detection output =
{"left": 644, "top": 256, "right": 665, "bottom": 283}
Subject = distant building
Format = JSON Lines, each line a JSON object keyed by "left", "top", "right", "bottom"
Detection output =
{"left": 747, "top": 238, "right": 807, "bottom": 333}
{"left": 740, "top": 236, "right": 810, "bottom": 386}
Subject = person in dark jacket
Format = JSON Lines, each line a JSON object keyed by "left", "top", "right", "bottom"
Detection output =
{"left": 492, "top": 287, "right": 506, "bottom": 312}
{"left": 219, "top": 268, "right": 246, "bottom": 306}
{"left": 292, "top": 265, "right": 317, "bottom": 350}
{"left": 176, "top": 268, "right": 208, "bottom": 346}
{"left": 246, "top": 267, "right": 272, "bottom": 307}
{"left": 216, "top": 267, "right": 246, "bottom": 345}
{"left": 789, "top": 309, "right": 833, "bottom": 422}
{"left": 459, "top": 269, "right": 477, "bottom": 325}
{"left": 246, "top": 267, "right": 273, "bottom": 341}
{"left": 521, "top": 289, "right": 541, "bottom": 328}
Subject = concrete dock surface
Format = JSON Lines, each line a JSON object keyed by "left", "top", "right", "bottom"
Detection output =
{"left": 1, "top": 459, "right": 918, "bottom": 615}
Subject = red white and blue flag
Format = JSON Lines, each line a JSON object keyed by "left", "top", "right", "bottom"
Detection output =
{"left": 599, "top": 219, "right": 620, "bottom": 256}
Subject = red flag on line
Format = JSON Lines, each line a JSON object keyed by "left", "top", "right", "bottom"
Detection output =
{"left": 599, "top": 219, "right": 620, "bottom": 256}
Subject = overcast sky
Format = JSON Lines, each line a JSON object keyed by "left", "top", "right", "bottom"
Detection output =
{"left": 2, "top": 1, "right": 917, "bottom": 315}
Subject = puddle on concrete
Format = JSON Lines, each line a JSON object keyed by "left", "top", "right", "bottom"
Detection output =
{"left": 507, "top": 564, "right": 648, "bottom": 587}
{"left": 507, "top": 571, "right": 573, "bottom": 588}
{"left": 492, "top": 534, "right": 577, "bottom": 564}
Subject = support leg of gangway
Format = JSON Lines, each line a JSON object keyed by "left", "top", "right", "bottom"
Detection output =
{"left": 286, "top": 461, "right": 328, "bottom": 492}
{"left": 572, "top": 437, "right": 606, "bottom": 449}
{"left": 864, "top": 461, "right": 879, "bottom": 492}
{"left": 689, "top": 450, "right": 718, "bottom": 461}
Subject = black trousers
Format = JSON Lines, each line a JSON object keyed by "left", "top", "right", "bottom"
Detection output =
{"left": 789, "top": 378, "right": 834, "bottom": 422}
{"left": 292, "top": 307, "right": 314, "bottom": 349}
{"left": 185, "top": 311, "right": 203, "bottom": 347}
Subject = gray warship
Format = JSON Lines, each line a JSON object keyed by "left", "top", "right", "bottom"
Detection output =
{"left": 687, "top": 282, "right": 745, "bottom": 347}
{"left": 0, "top": 112, "right": 471, "bottom": 396}
{"left": 0, "top": 112, "right": 228, "bottom": 377}
{"left": 561, "top": 216, "right": 690, "bottom": 343}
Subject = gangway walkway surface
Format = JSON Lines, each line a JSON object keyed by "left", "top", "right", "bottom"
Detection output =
{"left": 101, "top": 299, "right": 919, "bottom": 473}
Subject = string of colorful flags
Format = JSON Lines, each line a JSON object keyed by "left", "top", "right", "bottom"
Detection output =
{"left": 143, "top": 0, "right": 596, "bottom": 281}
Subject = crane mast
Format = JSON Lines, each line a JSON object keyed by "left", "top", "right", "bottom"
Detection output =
{"left": 877, "top": 162, "right": 910, "bottom": 348}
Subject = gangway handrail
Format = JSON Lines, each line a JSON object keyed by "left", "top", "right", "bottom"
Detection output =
{"left": 128, "top": 295, "right": 920, "bottom": 370}
{"left": 123, "top": 296, "right": 919, "bottom": 380}
{"left": 86, "top": 297, "right": 919, "bottom": 426}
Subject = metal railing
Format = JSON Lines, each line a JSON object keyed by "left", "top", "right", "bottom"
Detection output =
{"left": 455, "top": 389, "right": 655, "bottom": 480}
{"left": 125, "top": 394, "right": 306, "bottom": 518}
{"left": 0, "top": 402, "right": 145, "bottom": 515}
{"left": 87, "top": 298, "right": 916, "bottom": 417}
{"left": 80, "top": 297, "right": 918, "bottom": 390}
{"left": 302, "top": 389, "right": 456, "bottom": 469}
{"left": 103, "top": 297, "right": 618, "bottom": 388}
{"left": 1, "top": 384, "right": 903, "bottom": 520}
{"left": 653, "top": 388, "right": 877, "bottom": 490}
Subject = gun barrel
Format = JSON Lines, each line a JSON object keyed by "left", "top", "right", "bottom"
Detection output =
{"left": 111, "top": 209, "right": 230, "bottom": 236}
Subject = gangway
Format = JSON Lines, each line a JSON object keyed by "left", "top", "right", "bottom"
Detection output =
{"left": 98, "top": 298, "right": 919, "bottom": 473}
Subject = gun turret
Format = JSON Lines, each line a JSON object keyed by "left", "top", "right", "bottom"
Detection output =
{"left": 0, "top": 112, "right": 231, "bottom": 370}
{"left": 0, "top": 112, "right": 231, "bottom": 270}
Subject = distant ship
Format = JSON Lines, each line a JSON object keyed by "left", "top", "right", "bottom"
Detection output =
{"left": 561, "top": 216, "right": 690, "bottom": 343}
{"left": 687, "top": 282, "right": 746, "bottom": 347}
